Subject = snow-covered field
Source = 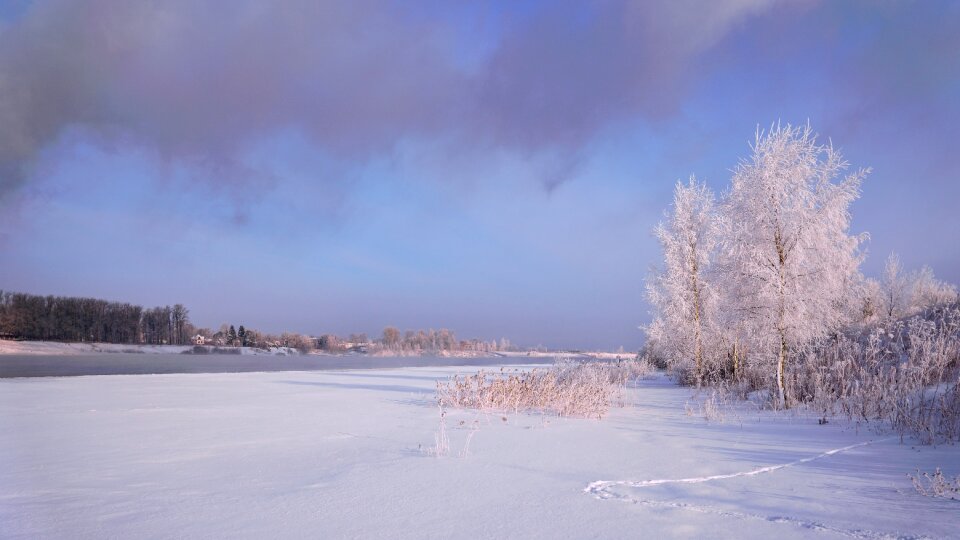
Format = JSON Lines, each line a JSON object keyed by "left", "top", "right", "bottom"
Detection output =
{"left": 1, "top": 367, "right": 955, "bottom": 539}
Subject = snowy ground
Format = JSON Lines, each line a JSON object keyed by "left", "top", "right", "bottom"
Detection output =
{"left": 1, "top": 368, "right": 956, "bottom": 539}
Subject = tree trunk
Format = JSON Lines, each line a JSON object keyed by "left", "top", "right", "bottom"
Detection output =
{"left": 691, "top": 249, "right": 702, "bottom": 387}
{"left": 777, "top": 331, "right": 788, "bottom": 409}
{"left": 774, "top": 226, "right": 789, "bottom": 409}
{"left": 731, "top": 339, "right": 739, "bottom": 381}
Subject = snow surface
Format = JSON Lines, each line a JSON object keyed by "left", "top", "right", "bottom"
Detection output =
{"left": 1, "top": 368, "right": 956, "bottom": 539}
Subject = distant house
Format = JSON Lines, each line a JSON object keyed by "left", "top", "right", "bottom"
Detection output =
{"left": 193, "top": 334, "right": 206, "bottom": 345}
{"left": 345, "top": 342, "right": 369, "bottom": 353}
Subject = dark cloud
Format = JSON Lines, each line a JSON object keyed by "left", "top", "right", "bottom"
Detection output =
{"left": 0, "top": 0, "right": 773, "bottom": 199}
{"left": 476, "top": 0, "right": 772, "bottom": 150}
{"left": 0, "top": 0, "right": 466, "bottom": 198}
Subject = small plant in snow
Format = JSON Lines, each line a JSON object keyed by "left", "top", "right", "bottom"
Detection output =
{"left": 909, "top": 468, "right": 960, "bottom": 500}
{"left": 459, "top": 420, "right": 480, "bottom": 458}
{"left": 685, "top": 390, "right": 727, "bottom": 422}
{"left": 425, "top": 400, "right": 484, "bottom": 458}
{"left": 702, "top": 390, "right": 725, "bottom": 423}
{"left": 427, "top": 401, "right": 450, "bottom": 457}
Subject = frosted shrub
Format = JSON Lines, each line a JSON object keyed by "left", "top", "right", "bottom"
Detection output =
{"left": 702, "top": 390, "right": 725, "bottom": 422}
{"left": 684, "top": 390, "right": 727, "bottom": 422}
{"left": 795, "top": 306, "right": 960, "bottom": 444}
{"left": 910, "top": 468, "right": 960, "bottom": 500}
{"left": 596, "top": 356, "right": 653, "bottom": 385}
{"left": 436, "top": 361, "right": 641, "bottom": 419}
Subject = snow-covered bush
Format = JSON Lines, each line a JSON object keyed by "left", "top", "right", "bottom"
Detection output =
{"left": 793, "top": 306, "right": 960, "bottom": 444}
{"left": 685, "top": 390, "right": 728, "bottom": 423}
{"left": 880, "top": 253, "right": 958, "bottom": 323}
{"left": 911, "top": 266, "right": 959, "bottom": 313}
{"left": 910, "top": 468, "right": 960, "bottom": 500}
{"left": 605, "top": 356, "right": 654, "bottom": 385}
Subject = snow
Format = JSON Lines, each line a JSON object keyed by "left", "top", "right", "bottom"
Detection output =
{"left": 1, "top": 368, "right": 956, "bottom": 539}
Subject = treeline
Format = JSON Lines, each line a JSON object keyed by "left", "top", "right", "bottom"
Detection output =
{"left": 313, "top": 327, "right": 513, "bottom": 354}
{"left": 374, "top": 326, "right": 511, "bottom": 354}
{"left": 0, "top": 291, "right": 519, "bottom": 357}
{"left": 0, "top": 291, "right": 193, "bottom": 345}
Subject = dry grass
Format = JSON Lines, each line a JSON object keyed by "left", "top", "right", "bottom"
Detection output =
{"left": 684, "top": 389, "right": 731, "bottom": 423}
{"left": 427, "top": 402, "right": 450, "bottom": 457}
{"left": 794, "top": 306, "right": 960, "bottom": 444}
{"left": 435, "top": 359, "right": 651, "bottom": 419}
{"left": 909, "top": 468, "right": 960, "bottom": 500}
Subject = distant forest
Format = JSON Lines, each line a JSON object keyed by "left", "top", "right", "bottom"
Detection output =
{"left": 0, "top": 290, "right": 192, "bottom": 345}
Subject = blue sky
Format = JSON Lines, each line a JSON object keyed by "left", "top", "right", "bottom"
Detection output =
{"left": 1, "top": 1, "right": 958, "bottom": 349}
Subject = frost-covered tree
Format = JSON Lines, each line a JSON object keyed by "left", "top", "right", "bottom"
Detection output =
{"left": 859, "top": 277, "right": 884, "bottom": 326}
{"left": 881, "top": 254, "right": 957, "bottom": 320}
{"left": 881, "top": 252, "right": 909, "bottom": 321}
{"left": 909, "top": 265, "right": 958, "bottom": 313}
{"left": 719, "top": 124, "right": 867, "bottom": 407}
{"left": 647, "top": 176, "right": 720, "bottom": 385}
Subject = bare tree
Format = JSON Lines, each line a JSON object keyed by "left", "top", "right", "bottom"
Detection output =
{"left": 382, "top": 326, "right": 400, "bottom": 349}
{"left": 172, "top": 304, "right": 189, "bottom": 345}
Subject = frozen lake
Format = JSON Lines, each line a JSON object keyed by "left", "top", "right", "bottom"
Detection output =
{"left": 1, "top": 367, "right": 955, "bottom": 539}
{"left": 0, "top": 353, "right": 555, "bottom": 378}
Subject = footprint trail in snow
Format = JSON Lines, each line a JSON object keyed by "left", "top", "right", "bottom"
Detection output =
{"left": 585, "top": 438, "right": 927, "bottom": 540}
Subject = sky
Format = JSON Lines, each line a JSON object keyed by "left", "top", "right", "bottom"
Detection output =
{"left": 0, "top": 0, "right": 958, "bottom": 350}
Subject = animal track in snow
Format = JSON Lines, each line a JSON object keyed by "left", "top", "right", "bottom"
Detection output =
{"left": 584, "top": 438, "right": 925, "bottom": 540}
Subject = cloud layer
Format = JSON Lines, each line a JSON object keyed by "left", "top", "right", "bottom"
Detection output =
{"left": 0, "top": 0, "right": 775, "bottom": 198}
